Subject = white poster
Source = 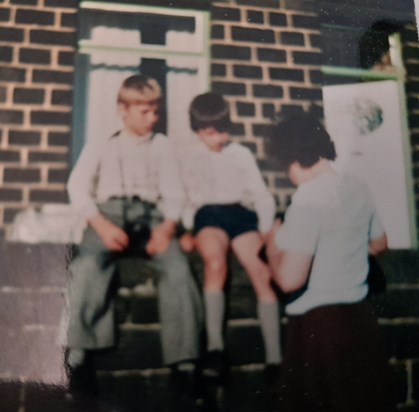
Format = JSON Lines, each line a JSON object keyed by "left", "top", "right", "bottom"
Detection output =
{"left": 323, "top": 80, "right": 415, "bottom": 249}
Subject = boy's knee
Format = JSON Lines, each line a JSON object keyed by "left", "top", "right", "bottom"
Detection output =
{"left": 204, "top": 257, "right": 227, "bottom": 275}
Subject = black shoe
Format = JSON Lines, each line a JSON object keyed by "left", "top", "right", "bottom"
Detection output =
{"left": 65, "top": 353, "right": 98, "bottom": 401}
{"left": 169, "top": 361, "right": 206, "bottom": 404}
{"left": 202, "top": 350, "right": 229, "bottom": 384}
{"left": 264, "top": 363, "right": 281, "bottom": 386}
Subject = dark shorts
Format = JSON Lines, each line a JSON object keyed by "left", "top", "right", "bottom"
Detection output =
{"left": 193, "top": 203, "right": 258, "bottom": 240}
{"left": 278, "top": 301, "right": 396, "bottom": 412}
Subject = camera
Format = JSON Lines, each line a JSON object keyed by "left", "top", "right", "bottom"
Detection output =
{"left": 123, "top": 220, "right": 151, "bottom": 259}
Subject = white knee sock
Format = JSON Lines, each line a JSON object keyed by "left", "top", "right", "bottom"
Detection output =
{"left": 257, "top": 301, "right": 282, "bottom": 365}
{"left": 204, "top": 290, "right": 225, "bottom": 351}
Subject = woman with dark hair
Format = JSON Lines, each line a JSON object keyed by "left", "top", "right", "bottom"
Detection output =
{"left": 266, "top": 112, "right": 396, "bottom": 411}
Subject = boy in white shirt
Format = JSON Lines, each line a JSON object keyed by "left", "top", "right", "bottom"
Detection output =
{"left": 180, "top": 92, "right": 282, "bottom": 380}
{"left": 66, "top": 74, "right": 203, "bottom": 398}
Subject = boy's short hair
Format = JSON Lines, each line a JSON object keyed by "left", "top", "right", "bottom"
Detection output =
{"left": 117, "top": 74, "right": 161, "bottom": 105}
{"left": 269, "top": 112, "right": 336, "bottom": 171}
{"left": 189, "top": 92, "right": 231, "bottom": 132}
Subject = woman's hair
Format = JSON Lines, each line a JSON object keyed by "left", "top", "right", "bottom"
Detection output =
{"left": 117, "top": 74, "right": 161, "bottom": 105}
{"left": 189, "top": 92, "right": 231, "bottom": 132}
{"left": 268, "top": 112, "right": 336, "bottom": 171}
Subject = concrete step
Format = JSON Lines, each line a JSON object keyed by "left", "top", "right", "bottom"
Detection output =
{"left": 94, "top": 319, "right": 267, "bottom": 371}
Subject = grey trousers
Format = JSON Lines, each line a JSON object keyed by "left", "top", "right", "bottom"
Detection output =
{"left": 67, "top": 199, "right": 203, "bottom": 365}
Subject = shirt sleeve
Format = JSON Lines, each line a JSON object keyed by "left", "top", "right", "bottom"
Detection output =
{"left": 157, "top": 137, "right": 185, "bottom": 222}
{"left": 67, "top": 142, "right": 101, "bottom": 220}
{"left": 275, "top": 199, "right": 320, "bottom": 255}
{"left": 242, "top": 148, "right": 276, "bottom": 233}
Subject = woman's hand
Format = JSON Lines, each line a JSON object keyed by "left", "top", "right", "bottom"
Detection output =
{"left": 146, "top": 220, "right": 176, "bottom": 256}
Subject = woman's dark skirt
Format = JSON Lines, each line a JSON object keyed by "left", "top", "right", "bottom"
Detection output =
{"left": 278, "top": 300, "right": 396, "bottom": 412}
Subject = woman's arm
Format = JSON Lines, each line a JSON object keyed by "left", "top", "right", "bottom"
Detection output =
{"left": 266, "top": 221, "right": 313, "bottom": 293}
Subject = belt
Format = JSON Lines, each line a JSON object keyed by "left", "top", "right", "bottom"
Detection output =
{"left": 109, "top": 195, "right": 143, "bottom": 202}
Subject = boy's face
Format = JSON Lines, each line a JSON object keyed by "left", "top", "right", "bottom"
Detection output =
{"left": 197, "top": 127, "right": 229, "bottom": 152}
{"left": 118, "top": 100, "right": 159, "bottom": 137}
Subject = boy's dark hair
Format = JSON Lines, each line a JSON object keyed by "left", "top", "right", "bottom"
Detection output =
{"left": 117, "top": 74, "right": 161, "bottom": 105}
{"left": 189, "top": 92, "right": 231, "bottom": 132}
{"left": 268, "top": 112, "right": 336, "bottom": 171}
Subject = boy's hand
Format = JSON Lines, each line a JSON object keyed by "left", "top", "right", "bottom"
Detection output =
{"left": 179, "top": 232, "right": 195, "bottom": 253}
{"left": 146, "top": 220, "right": 176, "bottom": 256}
{"left": 88, "top": 213, "right": 129, "bottom": 252}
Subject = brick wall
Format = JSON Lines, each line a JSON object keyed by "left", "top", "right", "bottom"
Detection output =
{"left": 0, "top": 0, "right": 77, "bottom": 237}
{"left": 210, "top": 0, "right": 322, "bottom": 211}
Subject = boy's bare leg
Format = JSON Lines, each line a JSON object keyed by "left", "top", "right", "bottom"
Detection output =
{"left": 196, "top": 227, "right": 229, "bottom": 351}
{"left": 232, "top": 232, "right": 282, "bottom": 365}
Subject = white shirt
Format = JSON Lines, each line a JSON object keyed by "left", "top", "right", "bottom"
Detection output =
{"left": 179, "top": 140, "right": 275, "bottom": 233}
{"left": 275, "top": 172, "right": 385, "bottom": 315}
{"left": 67, "top": 130, "right": 185, "bottom": 221}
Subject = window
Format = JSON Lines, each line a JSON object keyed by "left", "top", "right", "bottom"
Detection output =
{"left": 72, "top": 1, "right": 210, "bottom": 163}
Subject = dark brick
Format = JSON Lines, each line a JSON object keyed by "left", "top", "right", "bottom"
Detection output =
{"left": 51, "top": 89, "right": 72, "bottom": 105}
{"left": 28, "top": 151, "right": 68, "bottom": 163}
{"left": 60, "top": 12, "right": 77, "bottom": 28}
{"left": 247, "top": 10, "right": 264, "bottom": 24}
{"left": 262, "top": 103, "right": 275, "bottom": 118}
{"left": 0, "top": 6, "right": 10, "bottom": 21}
{"left": 0, "top": 150, "right": 20, "bottom": 162}
{"left": 290, "top": 87, "right": 322, "bottom": 100}
{"left": 29, "top": 189, "right": 68, "bottom": 203}
{"left": 292, "top": 14, "right": 320, "bottom": 29}
{"left": 408, "top": 114, "right": 419, "bottom": 129}
{"left": 212, "top": 6, "right": 241, "bottom": 21}
{"left": 0, "top": 27, "right": 24, "bottom": 42}
{"left": 227, "top": 323, "right": 264, "bottom": 366}
{"left": 0, "top": 46, "right": 12, "bottom": 62}
{"left": 236, "top": 0, "right": 279, "bottom": 7}
{"left": 0, "top": 86, "right": 6, "bottom": 102}
{"left": 31, "top": 110, "right": 71, "bottom": 126}
{"left": 4, "top": 168, "right": 41, "bottom": 183}
{"left": 44, "top": 0, "right": 77, "bottom": 7}
{"left": 211, "top": 24, "right": 224, "bottom": 39}
{"left": 30, "top": 29, "right": 76, "bottom": 47}
{"left": 292, "top": 50, "right": 323, "bottom": 65}
{"left": 212, "top": 81, "right": 246, "bottom": 96}
{"left": 233, "top": 64, "right": 262, "bottom": 79}
{"left": 280, "top": 104, "right": 304, "bottom": 117}
{"left": 240, "top": 141, "right": 257, "bottom": 154}
{"left": 212, "top": 44, "right": 251, "bottom": 61}
{"left": 403, "top": 45, "right": 419, "bottom": 60}
{"left": 19, "top": 48, "right": 51, "bottom": 64}
{"left": 257, "top": 47, "right": 286, "bottom": 63}
{"left": 9, "top": 130, "right": 41, "bottom": 146}
{"left": 0, "top": 66, "right": 25, "bottom": 82}
{"left": 33, "top": 69, "right": 73, "bottom": 85}
{"left": 48, "top": 131, "right": 69, "bottom": 146}
{"left": 269, "top": 67, "right": 304, "bottom": 82}
{"left": 15, "top": 9, "right": 54, "bottom": 25}
{"left": 58, "top": 50, "right": 74, "bottom": 66}
{"left": 211, "top": 63, "right": 226, "bottom": 77}
{"left": 280, "top": 31, "right": 305, "bottom": 46}
{"left": 275, "top": 176, "right": 294, "bottom": 189}
{"left": 230, "top": 122, "right": 245, "bottom": 136}
{"left": 10, "top": 0, "right": 38, "bottom": 4}
{"left": 381, "top": 323, "right": 419, "bottom": 359}
{"left": 236, "top": 102, "right": 255, "bottom": 117}
{"left": 377, "top": 251, "right": 419, "bottom": 284}
{"left": 0, "top": 110, "right": 24, "bottom": 124}
{"left": 0, "top": 188, "right": 22, "bottom": 202}
{"left": 232, "top": 26, "right": 275, "bottom": 43}
{"left": 310, "top": 33, "right": 322, "bottom": 48}
{"left": 48, "top": 168, "right": 69, "bottom": 183}
{"left": 253, "top": 84, "right": 283, "bottom": 98}
{"left": 3, "top": 207, "right": 22, "bottom": 224}
{"left": 405, "top": 80, "right": 419, "bottom": 94}
{"left": 412, "top": 361, "right": 419, "bottom": 401}
{"left": 370, "top": 289, "right": 419, "bottom": 318}
{"left": 13, "top": 88, "right": 45, "bottom": 104}
{"left": 252, "top": 123, "right": 271, "bottom": 137}
{"left": 309, "top": 69, "right": 324, "bottom": 84}
{"left": 130, "top": 294, "right": 159, "bottom": 324}
{"left": 269, "top": 12, "right": 287, "bottom": 27}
